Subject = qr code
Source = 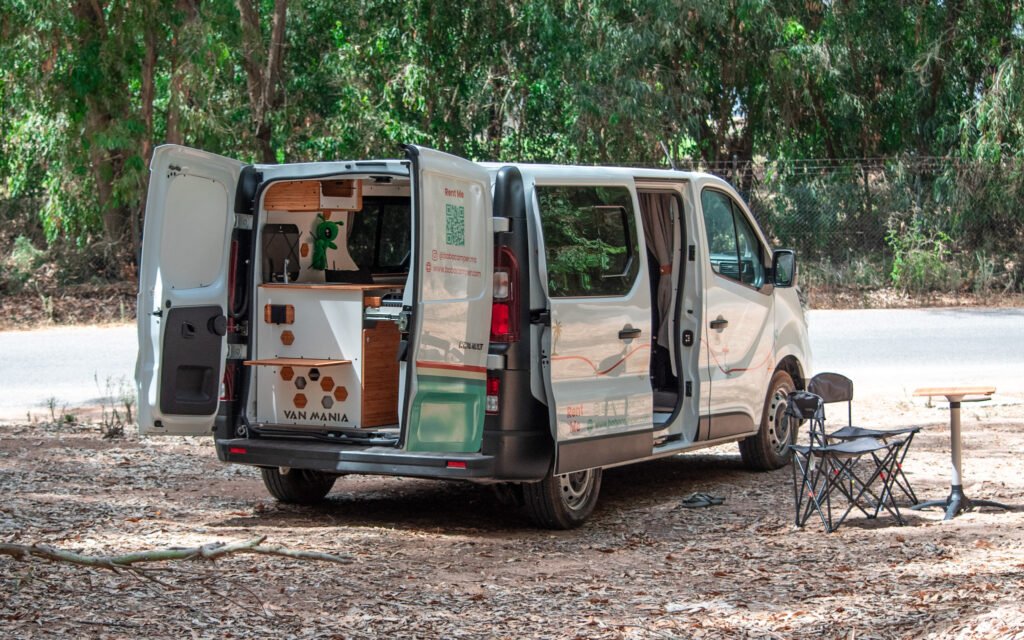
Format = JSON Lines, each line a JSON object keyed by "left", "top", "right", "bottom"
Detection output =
{"left": 445, "top": 204, "right": 465, "bottom": 246}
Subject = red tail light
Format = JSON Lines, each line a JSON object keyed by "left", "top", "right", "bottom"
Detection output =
{"left": 486, "top": 374, "right": 500, "bottom": 414}
{"left": 490, "top": 246, "right": 519, "bottom": 342}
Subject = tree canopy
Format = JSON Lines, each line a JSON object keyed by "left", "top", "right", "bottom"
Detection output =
{"left": 1, "top": 0, "right": 1023, "bottom": 251}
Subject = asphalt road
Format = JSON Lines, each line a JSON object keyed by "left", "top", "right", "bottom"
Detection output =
{"left": 1, "top": 307, "right": 1022, "bottom": 419}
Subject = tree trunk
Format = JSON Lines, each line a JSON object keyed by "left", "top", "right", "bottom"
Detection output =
{"left": 166, "top": 1, "right": 199, "bottom": 146}
{"left": 136, "top": 17, "right": 158, "bottom": 261}
{"left": 72, "top": 0, "right": 123, "bottom": 243}
{"left": 237, "top": 0, "right": 288, "bottom": 164}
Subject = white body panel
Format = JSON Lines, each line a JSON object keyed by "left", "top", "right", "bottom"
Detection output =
{"left": 136, "top": 145, "right": 242, "bottom": 435}
{"left": 703, "top": 276, "right": 775, "bottom": 425}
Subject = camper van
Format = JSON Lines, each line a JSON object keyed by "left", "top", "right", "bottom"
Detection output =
{"left": 136, "top": 144, "right": 811, "bottom": 529}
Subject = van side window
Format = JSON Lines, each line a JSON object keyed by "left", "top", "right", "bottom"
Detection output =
{"left": 700, "top": 189, "right": 765, "bottom": 288}
{"left": 537, "top": 185, "right": 639, "bottom": 297}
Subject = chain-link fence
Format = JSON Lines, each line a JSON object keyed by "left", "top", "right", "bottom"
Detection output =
{"left": 680, "top": 158, "right": 1024, "bottom": 294}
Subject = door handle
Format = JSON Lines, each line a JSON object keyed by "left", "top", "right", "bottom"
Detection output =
{"left": 710, "top": 317, "right": 729, "bottom": 330}
{"left": 618, "top": 326, "right": 642, "bottom": 340}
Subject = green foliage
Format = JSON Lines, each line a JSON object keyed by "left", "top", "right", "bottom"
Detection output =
{"left": 0, "top": 0, "right": 1022, "bottom": 295}
{"left": 3, "top": 236, "right": 46, "bottom": 293}
{"left": 886, "top": 223, "right": 958, "bottom": 293}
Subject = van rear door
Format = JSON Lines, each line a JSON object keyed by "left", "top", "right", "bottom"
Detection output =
{"left": 403, "top": 146, "right": 493, "bottom": 452}
{"left": 136, "top": 145, "right": 243, "bottom": 435}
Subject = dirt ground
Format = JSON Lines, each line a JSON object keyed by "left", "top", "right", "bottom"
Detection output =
{"left": 2, "top": 397, "right": 1023, "bottom": 640}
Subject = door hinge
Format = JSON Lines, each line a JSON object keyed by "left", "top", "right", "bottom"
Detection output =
{"left": 234, "top": 213, "right": 254, "bottom": 230}
{"left": 493, "top": 216, "right": 510, "bottom": 233}
{"left": 685, "top": 381, "right": 693, "bottom": 397}
{"left": 682, "top": 330, "right": 694, "bottom": 347}
{"left": 688, "top": 245, "right": 696, "bottom": 261}
{"left": 530, "top": 309, "right": 551, "bottom": 326}
{"left": 227, "top": 343, "right": 247, "bottom": 360}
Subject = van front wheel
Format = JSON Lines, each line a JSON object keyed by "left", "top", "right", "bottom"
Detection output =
{"left": 739, "top": 370, "right": 796, "bottom": 470}
{"left": 260, "top": 467, "right": 336, "bottom": 504}
{"left": 522, "top": 467, "right": 602, "bottom": 529}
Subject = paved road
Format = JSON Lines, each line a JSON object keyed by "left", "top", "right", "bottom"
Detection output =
{"left": 0, "top": 324, "right": 138, "bottom": 420}
{"left": 1, "top": 307, "right": 1022, "bottom": 419}
{"left": 810, "top": 308, "right": 1024, "bottom": 397}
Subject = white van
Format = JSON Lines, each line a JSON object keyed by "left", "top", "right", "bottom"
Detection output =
{"left": 136, "top": 144, "right": 811, "bottom": 528}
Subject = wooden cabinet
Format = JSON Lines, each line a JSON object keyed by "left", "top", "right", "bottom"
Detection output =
{"left": 250, "top": 284, "right": 402, "bottom": 430}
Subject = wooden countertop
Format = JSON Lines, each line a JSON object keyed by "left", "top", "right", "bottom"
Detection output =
{"left": 260, "top": 283, "right": 401, "bottom": 291}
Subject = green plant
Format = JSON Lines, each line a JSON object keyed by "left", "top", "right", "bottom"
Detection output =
{"left": 2, "top": 236, "right": 45, "bottom": 293}
{"left": 886, "top": 222, "right": 959, "bottom": 293}
{"left": 972, "top": 251, "right": 998, "bottom": 295}
{"left": 95, "top": 374, "right": 135, "bottom": 439}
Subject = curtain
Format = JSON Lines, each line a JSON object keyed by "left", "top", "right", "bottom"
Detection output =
{"left": 638, "top": 193, "right": 675, "bottom": 346}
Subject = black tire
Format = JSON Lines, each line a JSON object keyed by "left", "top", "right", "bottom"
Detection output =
{"left": 522, "top": 467, "right": 602, "bottom": 529}
{"left": 739, "top": 369, "right": 797, "bottom": 470}
{"left": 260, "top": 467, "right": 336, "bottom": 504}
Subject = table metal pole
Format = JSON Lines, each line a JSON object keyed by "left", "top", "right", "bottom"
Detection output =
{"left": 945, "top": 399, "right": 964, "bottom": 520}
{"left": 949, "top": 400, "right": 962, "bottom": 488}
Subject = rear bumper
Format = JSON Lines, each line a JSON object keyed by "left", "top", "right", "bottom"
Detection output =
{"left": 216, "top": 437, "right": 499, "bottom": 480}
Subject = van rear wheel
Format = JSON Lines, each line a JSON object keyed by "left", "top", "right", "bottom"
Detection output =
{"left": 260, "top": 467, "right": 336, "bottom": 504}
{"left": 739, "top": 370, "right": 796, "bottom": 470}
{"left": 522, "top": 467, "right": 602, "bottom": 529}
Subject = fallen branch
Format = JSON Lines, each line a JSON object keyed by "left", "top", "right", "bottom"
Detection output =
{"left": 0, "top": 535, "right": 352, "bottom": 571}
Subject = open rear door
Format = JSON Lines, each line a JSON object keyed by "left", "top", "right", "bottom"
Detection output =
{"left": 403, "top": 146, "right": 493, "bottom": 452}
{"left": 136, "top": 145, "right": 243, "bottom": 435}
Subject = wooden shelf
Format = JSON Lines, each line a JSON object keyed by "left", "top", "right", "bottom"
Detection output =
{"left": 259, "top": 283, "right": 400, "bottom": 292}
{"left": 244, "top": 358, "right": 351, "bottom": 367}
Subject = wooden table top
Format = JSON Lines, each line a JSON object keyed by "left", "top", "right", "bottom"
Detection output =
{"left": 912, "top": 386, "right": 996, "bottom": 398}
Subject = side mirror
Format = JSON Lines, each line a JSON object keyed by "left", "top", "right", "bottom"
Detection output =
{"left": 772, "top": 249, "right": 796, "bottom": 288}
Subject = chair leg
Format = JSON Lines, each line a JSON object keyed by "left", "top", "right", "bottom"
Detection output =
{"left": 891, "top": 433, "right": 919, "bottom": 505}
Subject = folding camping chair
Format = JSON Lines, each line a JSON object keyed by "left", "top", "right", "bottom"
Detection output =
{"left": 786, "top": 391, "right": 908, "bottom": 532}
{"left": 808, "top": 372, "right": 921, "bottom": 505}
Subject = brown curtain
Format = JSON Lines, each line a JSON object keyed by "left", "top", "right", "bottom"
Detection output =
{"left": 638, "top": 193, "right": 674, "bottom": 346}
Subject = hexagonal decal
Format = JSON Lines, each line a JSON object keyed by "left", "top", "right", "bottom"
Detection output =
{"left": 300, "top": 243, "right": 310, "bottom": 258}
{"left": 281, "top": 330, "right": 295, "bottom": 346}
{"left": 295, "top": 376, "right": 307, "bottom": 390}
{"left": 280, "top": 367, "right": 294, "bottom": 381}
{"left": 309, "top": 368, "right": 321, "bottom": 382}
{"left": 293, "top": 393, "right": 308, "bottom": 409}
{"left": 320, "top": 376, "right": 335, "bottom": 392}
{"left": 321, "top": 395, "right": 334, "bottom": 409}
{"left": 333, "top": 386, "right": 348, "bottom": 402}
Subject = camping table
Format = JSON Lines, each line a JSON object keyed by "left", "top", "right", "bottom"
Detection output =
{"left": 911, "top": 386, "right": 1010, "bottom": 520}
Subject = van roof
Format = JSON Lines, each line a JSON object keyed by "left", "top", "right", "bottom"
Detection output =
{"left": 480, "top": 162, "right": 715, "bottom": 183}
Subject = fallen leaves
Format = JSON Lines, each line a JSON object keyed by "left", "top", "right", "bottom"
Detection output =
{"left": 2, "top": 414, "right": 1024, "bottom": 638}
